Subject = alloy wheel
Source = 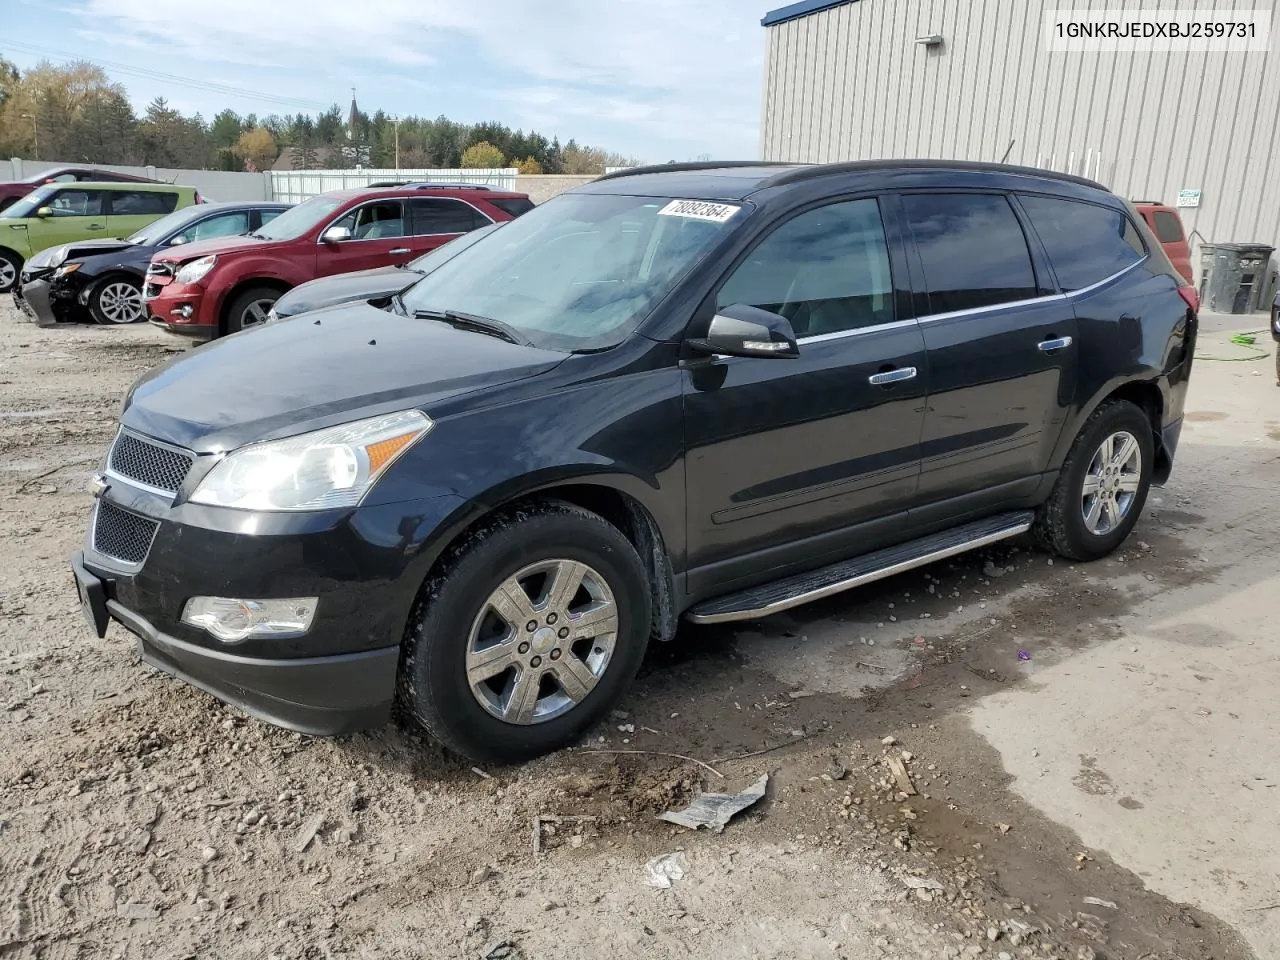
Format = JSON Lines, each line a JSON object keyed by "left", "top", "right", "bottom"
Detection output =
{"left": 1081, "top": 430, "right": 1142, "bottom": 535}
{"left": 465, "top": 559, "right": 619, "bottom": 725}
{"left": 0, "top": 259, "right": 16, "bottom": 291}
{"left": 97, "top": 281, "right": 144, "bottom": 324}
{"left": 240, "top": 299, "right": 275, "bottom": 328}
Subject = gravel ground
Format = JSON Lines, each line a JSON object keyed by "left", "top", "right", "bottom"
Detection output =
{"left": 0, "top": 304, "right": 1265, "bottom": 960}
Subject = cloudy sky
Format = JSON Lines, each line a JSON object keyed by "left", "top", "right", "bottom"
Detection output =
{"left": 5, "top": 0, "right": 776, "bottom": 161}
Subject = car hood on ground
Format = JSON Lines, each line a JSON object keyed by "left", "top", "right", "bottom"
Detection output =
{"left": 122, "top": 303, "right": 567, "bottom": 452}
{"left": 273, "top": 265, "right": 418, "bottom": 318}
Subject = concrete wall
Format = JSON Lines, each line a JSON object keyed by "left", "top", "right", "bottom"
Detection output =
{"left": 761, "top": 0, "right": 1280, "bottom": 269}
{"left": 514, "top": 175, "right": 596, "bottom": 203}
{"left": 4, "top": 158, "right": 270, "bottom": 201}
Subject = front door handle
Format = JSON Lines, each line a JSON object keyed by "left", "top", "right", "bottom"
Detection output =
{"left": 868, "top": 366, "right": 917, "bottom": 386}
{"left": 389, "top": 247, "right": 410, "bottom": 255}
{"left": 87, "top": 223, "right": 105, "bottom": 231}
{"left": 1037, "top": 336, "right": 1073, "bottom": 353}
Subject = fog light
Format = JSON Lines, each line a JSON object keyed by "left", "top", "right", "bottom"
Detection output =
{"left": 170, "top": 304, "right": 193, "bottom": 319}
{"left": 181, "top": 597, "right": 317, "bottom": 643}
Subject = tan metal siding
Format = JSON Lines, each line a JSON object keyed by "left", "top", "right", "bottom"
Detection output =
{"left": 761, "top": 0, "right": 1280, "bottom": 261}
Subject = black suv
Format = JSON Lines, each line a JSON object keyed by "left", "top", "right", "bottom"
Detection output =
{"left": 71, "top": 161, "right": 1198, "bottom": 763}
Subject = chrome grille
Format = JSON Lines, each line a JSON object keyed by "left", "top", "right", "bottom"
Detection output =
{"left": 108, "top": 432, "right": 193, "bottom": 494}
{"left": 92, "top": 501, "right": 158, "bottom": 565}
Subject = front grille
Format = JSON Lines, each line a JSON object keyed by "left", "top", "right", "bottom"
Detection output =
{"left": 108, "top": 431, "right": 193, "bottom": 494}
{"left": 147, "top": 262, "right": 174, "bottom": 278}
{"left": 93, "top": 501, "right": 159, "bottom": 565}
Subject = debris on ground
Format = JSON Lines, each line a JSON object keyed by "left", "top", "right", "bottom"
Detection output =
{"left": 656, "top": 773, "right": 768, "bottom": 833}
{"left": 479, "top": 937, "right": 521, "bottom": 959}
{"left": 1017, "top": 649, "right": 1032, "bottom": 661}
{"left": 644, "top": 852, "right": 688, "bottom": 889}
{"left": 293, "top": 814, "right": 325, "bottom": 853}
{"left": 1083, "top": 896, "right": 1118, "bottom": 909}
{"left": 116, "top": 901, "right": 158, "bottom": 920}
{"left": 885, "top": 756, "right": 917, "bottom": 796}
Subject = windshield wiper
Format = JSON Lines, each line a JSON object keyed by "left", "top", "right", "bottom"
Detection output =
{"left": 246, "top": 231, "right": 267, "bottom": 240}
{"left": 412, "top": 308, "right": 532, "bottom": 346}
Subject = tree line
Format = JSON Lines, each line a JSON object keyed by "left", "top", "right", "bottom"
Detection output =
{"left": 0, "top": 57, "right": 640, "bottom": 174}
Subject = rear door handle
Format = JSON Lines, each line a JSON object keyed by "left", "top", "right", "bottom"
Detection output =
{"left": 1037, "top": 336, "right": 1073, "bottom": 352}
{"left": 868, "top": 366, "right": 917, "bottom": 385}
{"left": 389, "top": 247, "right": 410, "bottom": 255}
{"left": 87, "top": 224, "right": 105, "bottom": 231}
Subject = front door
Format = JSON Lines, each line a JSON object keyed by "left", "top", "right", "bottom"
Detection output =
{"left": 899, "top": 191, "right": 1079, "bottom": 508}
{"left": 683, "top": 197, "right": 927, "bottom": 595}
{"left": 29, "top": 187, "right": 109, "bottom": 252}
{"left": 315, "top": 199, "right": 412, "bottom": 277}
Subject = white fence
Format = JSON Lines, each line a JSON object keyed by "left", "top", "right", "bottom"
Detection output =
{"left": 4, "top": 158, "right": 270, "bottom": 202}
{"left": 267, "top": 168, "right": 518, "bottom": 203}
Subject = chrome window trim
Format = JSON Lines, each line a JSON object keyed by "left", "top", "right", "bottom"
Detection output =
{"left": 796, "top": 316, "right": 919, "bottom": 344}
{"left": 315, "top": 196, "right": 494, "bottom": 245}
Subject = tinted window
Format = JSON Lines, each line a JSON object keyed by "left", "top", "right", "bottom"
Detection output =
{"left": 173, "top": 211, "right": 248, "bottom": 244}
{"left": 110, "top": 191, "right": 178, "bottom": 215}
{"left": 1019, "top": 195, "right": 1146, "bottom": 292}
{"left": 257, "top": 208, "right": 284, "bottom": 227}
{"left": 336, "top": 200, "right": 405, "bottom": 240}
{"left": 717, "top": 198, "right": 894, "bottom": 337}
{"left": 46, "top": 189, "right": 107, "bottom": 217}
{"left": 1151, "top": 210, "right": 1184, "bottom": 243}
{"left": 409, "top": 198, "right": 486, "bottom": 235}
{"left": 490, "top": 197, "right": 536, "bottom": 218}
{"left": 902, "top": 193, "right": 1037, "bottom": 314}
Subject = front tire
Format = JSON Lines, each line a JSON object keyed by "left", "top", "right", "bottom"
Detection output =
{"left": 224, "top": 286, "right": 280, "bottom": 335}
{"left": 1035, "top": 399, "right": 1154, "bottom": 561}
{"left": 0, "top": 249, "right": 22, "bottom": 294}
{"left": 400, "top": 501, "right": 651, "bottom": 764}
{"left": 90, "top": 277, "right": 145, "bottom": 324}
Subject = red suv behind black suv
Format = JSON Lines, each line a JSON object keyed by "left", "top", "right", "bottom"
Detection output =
{"left": 146, "top": 184, "right": 534, "bottom": 339}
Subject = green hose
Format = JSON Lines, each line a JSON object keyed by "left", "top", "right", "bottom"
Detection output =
{"left": 1197, "top": 329, "right": 1270, "bottom": 361}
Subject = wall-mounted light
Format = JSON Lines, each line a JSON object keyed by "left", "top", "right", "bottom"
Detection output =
{"left": 916, "top": 34, "right": 944, "bottom": 46}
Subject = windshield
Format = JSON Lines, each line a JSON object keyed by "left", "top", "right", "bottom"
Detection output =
{"left": 1, "top": 185, "right": 57, "bottom": 219}
{"left": 400, "top": 193, "right": 743, "bottom": 351}
{"left": 126, "top": 207, "right": 204, "bottom": 244}
{"left": 253, "top": 195, "right": 342, "bottom": 241}
{"left": 406, "top": 223, "right": 502, "bottom": 273}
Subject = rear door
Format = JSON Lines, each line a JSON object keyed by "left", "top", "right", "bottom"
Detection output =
{"left": 901, "top": 191, "right": 1078, "bottom": 515}
{"left": 405, "top": 197, "right": 491, "bottom": 257}
{"left": 106, "top": 189, "right": 179, "bottom": 238}
{"left": 29, "top": 187, "right": 110, "bottom": 251}
{"left": 315, "top": 199, "right": 409, "bottom": 276}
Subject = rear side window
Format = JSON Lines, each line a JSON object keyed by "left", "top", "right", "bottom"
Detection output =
{"left": 409, "top": 198, "right": 487, "bottom": 235}
{"left": 489, "top": 197, "right": 536, "bottom": 218}
{"left": 902, "top": 193, "right": 1038, "bottom": 314}
{"left": 1151, "top": 210, "right": 1185, "bottom": 243}
{"left": 1019, "top": 195, "right": 1146, "bottom": 292}
{"left": 110, "top": 191, "right": 178, "bottom": 215}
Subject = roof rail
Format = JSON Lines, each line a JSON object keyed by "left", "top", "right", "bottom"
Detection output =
{"left": 594, "top": 161, "right": 795, "bottom": 182}
{"left": 760, "top": 159, "right": 1108, "bottom": 192}
{"left": 408, "top": 181, "right": 493, "bottom": 191}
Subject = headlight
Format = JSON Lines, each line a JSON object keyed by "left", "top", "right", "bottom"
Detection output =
{"left": 189, "top": 409, "right": 432, "bottom": 511}
{"left": 175, "top": 254, "right": 217, "bottom": 284}
{"left": 53, "top": 262, "right": 81, "bottom": 278}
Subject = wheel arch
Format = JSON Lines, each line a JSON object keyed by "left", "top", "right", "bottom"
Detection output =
{"left": 217, "top": 276, "right": 292, "bottom": 334}
{"left": 1057, "top": 378, "right": 1169, "bottom": 483}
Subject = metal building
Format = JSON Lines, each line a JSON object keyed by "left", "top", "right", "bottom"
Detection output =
{"left": 759, "top": 0, "right": 1280, "bottom": 267}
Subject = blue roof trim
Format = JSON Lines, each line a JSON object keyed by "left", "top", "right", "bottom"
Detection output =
{"left": 761, "top": 0, "right": 856, "bottom": 27}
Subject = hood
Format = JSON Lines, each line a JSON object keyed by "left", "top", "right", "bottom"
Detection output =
{"left": 273, "top": 265, "right": 416, "bottom": 318}
{"left": 150, "top": 233, "right": 275, "bottom": 264}
{"left": 54, "top": 237, "right": 149, "bottom": 263}
{"left": 121, "top": 302, "right": 567, "bottom": 452}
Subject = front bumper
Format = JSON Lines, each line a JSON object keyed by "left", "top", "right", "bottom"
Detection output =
{"left": 14, "top": 276, "right": 75, "bottom": 327}
{"left": 144, "top": 279, "right": 217, "bottom": 338}
{"left": 73, "top": 553, "right": 398, "bottom": 734}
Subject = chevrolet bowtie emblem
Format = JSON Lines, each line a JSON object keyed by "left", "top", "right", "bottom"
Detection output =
{"left": 89, "top": 472, "right": 109, "bottom": 498}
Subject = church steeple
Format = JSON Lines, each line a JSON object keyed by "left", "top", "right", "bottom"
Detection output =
{"left": 347, "top": 87, "right": 359, "bottom": 138}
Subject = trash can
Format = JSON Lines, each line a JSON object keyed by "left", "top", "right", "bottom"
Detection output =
{"left": 1198, "top": 243, "right": 1275, "bottom": 313}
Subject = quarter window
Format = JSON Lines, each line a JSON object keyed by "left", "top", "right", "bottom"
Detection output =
{"left": 1151, "top": 210, "right": 1184, "bottom": 243}
{"left": 902, "top": 193, "right": 1038, "bottom": 314}
{"left": 717, "top": 198, "right": 894, "bottom": 337}
{"left": 409, "top": 198, "right": 487, "bottom": 236}
{"left": 1018, "top": 195, "right": 1146, "bottom": 292}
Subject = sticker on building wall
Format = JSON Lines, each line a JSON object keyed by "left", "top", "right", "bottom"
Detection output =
{"left": 1176, "top": 189, "right": 1202, "bottom": 208}
{"left": 657, "top": 199, "right": 741, "bottom": 223}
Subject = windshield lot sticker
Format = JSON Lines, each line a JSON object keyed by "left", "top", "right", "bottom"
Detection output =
{"left": 657, "top": 199, "right": 740, "bottom": 223}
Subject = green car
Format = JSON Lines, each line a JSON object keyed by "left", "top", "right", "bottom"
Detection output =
{"left": 0, "top": 182, "right": 199, "bottom": 292}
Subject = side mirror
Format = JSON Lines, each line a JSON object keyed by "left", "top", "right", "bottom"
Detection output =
{"left": 687, "top": 303, "right": 799, "bottom": 359}
{"left": 322, "top": 225, "right": 352, "bottom": 244}
{"left": 169, "top": 235, "right": 187, "bottom": 245}
{"left": 35, "top": 206, "right": 53, "bottom": 219}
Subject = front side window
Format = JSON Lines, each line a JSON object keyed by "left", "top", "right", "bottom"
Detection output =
{"left": 110, "top": 191, "right": 178, "bottom": 215}
{"left": 409, "top": 198, "right": 486, "bottom": 235}
{"left": 902, "top": 193, "right": 1037, "bottom": 314}
{"left": 717, "top": 198, "right": 894, "bottom": 337}
{"left": 45, "top": 189, "right": 107, "bottom": 217}
{"left": 335, "top": 200, "right": 405, "bottom": 240}
{"left": 400, "top": 193, "right": 742, "bottom": 351}
{"left": 172, "top": 212, "right": 249, "bottom": 244}
{"left": 1019, "top": 195, "right": 1146, "bottom": 292}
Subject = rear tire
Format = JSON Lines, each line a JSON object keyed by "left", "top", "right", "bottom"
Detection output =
{"left": 224, "top": 286, "right": 280, "bottom": 335}
{"left": 89, "top": 277, "right": 145, "bottom": 324}
{"left": 0, "top": 249, "right": 22, "bottom": 294}
{"left": 1035, "top": 399, "right": 1154, "bottom": 562}
{"left": 399, "top": 500, "right": 651, "bottom": 764}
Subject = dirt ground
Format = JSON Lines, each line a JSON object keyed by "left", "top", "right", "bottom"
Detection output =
{"left": 1, "top": 303, "right": 1275, "bottom": 960}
